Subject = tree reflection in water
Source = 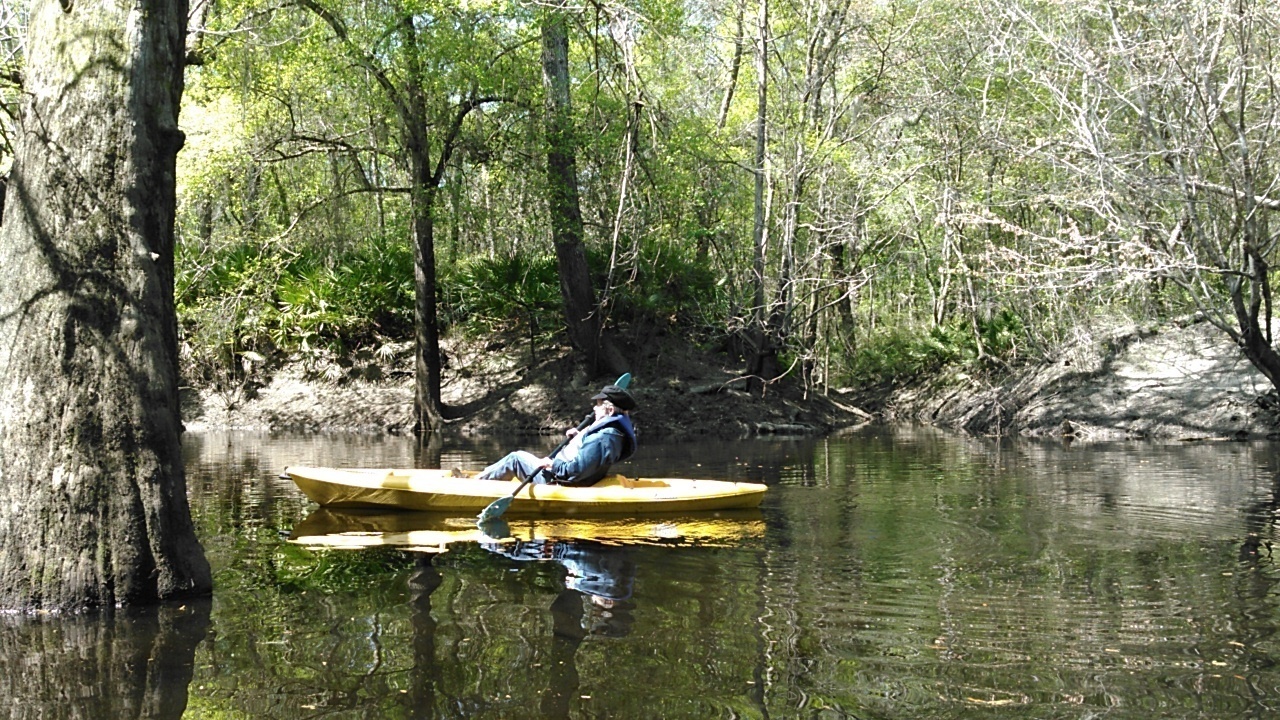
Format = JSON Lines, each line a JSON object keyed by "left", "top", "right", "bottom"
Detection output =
{"left": 165, "top": 430, "right": 1280, "bottom": 717}
{"left": 480, "top": 536, "right": 637, "bottom": 715}
{"left": 0, "top": 600, "right": 210, "bottom": 719}
{"left": 408, "top": 556, "right": 443, "bottom": 719}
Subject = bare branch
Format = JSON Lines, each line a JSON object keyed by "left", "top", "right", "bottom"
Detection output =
{"left": 1188, "top": 178, "right": 1280, "bottom": 211}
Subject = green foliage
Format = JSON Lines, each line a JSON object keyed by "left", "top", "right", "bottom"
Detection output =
{"left": 177, "top": 234, "right": 414, "bottom": 383}
{"left": 439, "top": 253, "right": 561, "bottom": 337}
{"left": 979, "top": 308, "right": 1026, "bottom": 359}
{"left": 846, "top": 310, "right": 1029, "bottom": 384}
{"left": 177, "top": 240, "right": 285, "bottom": 388}
{"left": 589, "top": 239, "right": 730, "bottom": 334}
{"left": 168, "top": 0, "right": 1273, "bottom": 399}
{"left": 847, "top": 325, "right": 964, "bottom": 383}
{"left": 273, "top": 234, "right": 415, "bottom": 349}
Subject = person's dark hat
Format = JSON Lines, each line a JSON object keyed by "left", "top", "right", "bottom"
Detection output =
{"left": 591, "top": 384, "right": 636, "bottom": 411}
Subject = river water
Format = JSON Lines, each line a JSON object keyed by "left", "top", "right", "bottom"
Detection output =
{"left": 8, "top": 426, "right": 1280, "bottom": 718}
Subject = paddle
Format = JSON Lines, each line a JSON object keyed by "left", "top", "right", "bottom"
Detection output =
{"left": 477, "top": 373, "right": 631, "bottom": 523}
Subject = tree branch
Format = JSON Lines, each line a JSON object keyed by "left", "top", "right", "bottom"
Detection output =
{"left": 1189, "top": 178, "right": 1280, "bottom": 211}
{"left": 275, "top": 185, "right": 411, "bottom": 240}
{"left": 291, "top": 0, "right": 413, "bottom": 126}
{"left": 430, "top": 95, "right": 510, "bottom": 186}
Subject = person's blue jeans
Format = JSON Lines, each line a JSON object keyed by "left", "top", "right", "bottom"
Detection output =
{"left": 476, "top": 451, "right": 552, "bottom": 483}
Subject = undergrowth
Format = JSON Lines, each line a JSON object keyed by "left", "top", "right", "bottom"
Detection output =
{"left": 845, "top": 310, "right": 1028, "bottom": 385}
{"left": 175, "top": 235, "right": 732, "bottom": 389}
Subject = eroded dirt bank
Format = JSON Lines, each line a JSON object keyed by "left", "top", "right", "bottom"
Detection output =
{"left": 182, "top": 333, "right": 871, "bottom": 439}
{"left": 852, "top": 317, "right": 1280, "bottom": 440}
{"left": 183, "top": 318, "right": 1280, "bottom": 441}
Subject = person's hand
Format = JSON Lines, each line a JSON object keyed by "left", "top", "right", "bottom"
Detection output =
{"left": 538, "top": 457, "right": 554, "bottom": 469}
{"left": 566, "top": 428, "right": 580, "bottom": 438}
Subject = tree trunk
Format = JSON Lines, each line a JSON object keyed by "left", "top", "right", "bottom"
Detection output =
{"left": 717, "top": 0, "right": 747, "bottom": 131}
{"left": 0, "top": 0, "right": 211, "bottom": 611}
{"left": 401, "top": 14, "right": 446, "bottom": 434}
{"left": 1229, "top": 246, "right": 1280, "bottom": 388}
{"left": 542, "top": 8, "right": 610, "bottom": 376}
{"left": 410, "top": 162, "right": 446, "bottom": 434}
{"left": 746, "top": 0, "right": 776, "bottom": 392}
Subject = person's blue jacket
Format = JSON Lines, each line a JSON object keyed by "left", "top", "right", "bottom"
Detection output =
{"left": 549, "top": 414, "right": 636, "bottom": 486}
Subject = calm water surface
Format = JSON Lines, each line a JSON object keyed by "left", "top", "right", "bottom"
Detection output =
{"left": 12, "top": 426, "right": 1280, "bottom": 719}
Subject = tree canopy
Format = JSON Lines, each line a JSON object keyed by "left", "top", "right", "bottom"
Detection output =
{"left": 6, "top": 0, "right": 1280, "bottom": 401}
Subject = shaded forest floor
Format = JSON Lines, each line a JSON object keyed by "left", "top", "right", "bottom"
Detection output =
{"left": 183, "top": 316, "right": 1280, "bottom": 442}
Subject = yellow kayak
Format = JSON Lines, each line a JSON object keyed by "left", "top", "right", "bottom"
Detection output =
{"left": 283, "top": 465, "right": 768, "bottom": 514}
{"left": 288, "top": 507, "right": 766, "bottom": 552}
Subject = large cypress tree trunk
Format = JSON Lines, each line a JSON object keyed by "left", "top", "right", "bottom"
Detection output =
{"left": 542, "top": 9, "right": 607, "bottom": 375}
{"left": 0, "top": 0, "right": 212, "bottom": 611}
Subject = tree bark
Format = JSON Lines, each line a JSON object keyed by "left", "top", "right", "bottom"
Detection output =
{"left": 1227, "top": 245, "right": 1280, "bottom": 387}
{"left": 542, "top": 8, "right": 620, "bottom": 376}
{"left": 717, "top": 0, "right": 747, "bottom": 131}
{"left": 0, "top": 0, "right": 212, "bottom": 610}
{"left": 746, "top": 0, "right": 776, "bottom": 392}
{"left": 398, "top": 13, "right": 449, "bottom": 434}
{"left": 409, "top": 155, "right": 446, "bottom": 434}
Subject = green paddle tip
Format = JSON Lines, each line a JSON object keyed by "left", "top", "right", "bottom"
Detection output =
{"left": 615, "top": 372, "right": 632, "bottom": 389}
{"left": 477, "top": 518, "right": 512, "bottom": 540}
{"left": 477, "top": 496, "right": 512, "bottom": 523}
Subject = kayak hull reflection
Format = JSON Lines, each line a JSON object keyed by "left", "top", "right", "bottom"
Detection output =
{"left": 284, "top": 465, "right": 768, "bottom": 514}
{"left": 288, "top": 507, "right": 766, "bottom": 552}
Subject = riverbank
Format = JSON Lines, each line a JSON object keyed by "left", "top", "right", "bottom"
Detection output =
{"left": 850, "top": 316, "right": 1280, "bottom": 441}
{"left": 182, "top": 317, "right": 1280, "bottom": 441}
{"left": 181, "top": 331, "right": 872, "bottom": 438}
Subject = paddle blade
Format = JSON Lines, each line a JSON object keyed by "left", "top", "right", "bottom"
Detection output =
{"left": 477, "top": 518, "right": 512, "bottom": 540}
{"left": 477, "top": 496, "right": 512, "bottom": 523}
{"left": 615, "top": 372, "right": 632, "bottom": 389}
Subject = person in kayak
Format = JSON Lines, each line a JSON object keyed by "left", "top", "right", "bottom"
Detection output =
{"left": 474, "top": 384, "right": 638, "bottom": 487}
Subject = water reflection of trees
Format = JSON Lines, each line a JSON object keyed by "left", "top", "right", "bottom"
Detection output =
{"left": 0, "top": 601, "right": 210, "bottom": 719}
{"left": 746, "top": 428, "right": 1280, "bottom": 717}
{"left": 477, "top": 539, "right": 638, "bottom": 716}
{"left": 408, "top": 558, "right": 442, "bottom": 718}
{"left": 163, "top": 430, "right": 1280, "bottom": 717}
{"left": 185, "top": 535, "right": 773, "bottom": 717}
